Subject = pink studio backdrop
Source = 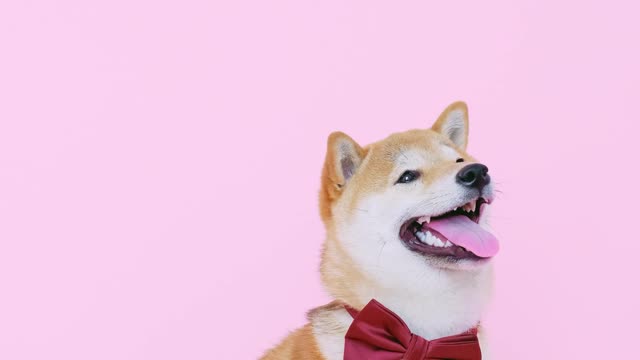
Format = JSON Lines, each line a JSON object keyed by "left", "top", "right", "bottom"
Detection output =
{"left": 0, "top": 1, "right": 638, "bottom": 359}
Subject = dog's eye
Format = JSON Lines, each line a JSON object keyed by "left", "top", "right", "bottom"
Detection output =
{"left": 456, "top": 158, "right": 465, "bottom": 163}
{"left": 396, "top": 170, "right": 420, "bottom": 184}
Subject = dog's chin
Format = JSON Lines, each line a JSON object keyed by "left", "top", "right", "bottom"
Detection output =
{"left": 423, "top": 255, "right": 492, "bottom": 271}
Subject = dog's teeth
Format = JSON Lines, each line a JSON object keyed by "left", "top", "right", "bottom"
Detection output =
{"left": 417, "top": 216, "right": 431, "bottom": 224}
{"left": 425, "top": 232, "right": 437, "bottom": 246}
{"left": 417, "top": 230, "right": 448, "bottom": 247}
{"left": 461, "top": 201, "right": 477, "bottom": 213}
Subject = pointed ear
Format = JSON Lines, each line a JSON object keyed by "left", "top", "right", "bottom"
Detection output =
{"left": 431, "top": 101, "right": 469, "bottom": 150}
{"left": 323, "top": 131, "right": 364, "bottom": 189}
{"left": 319, "top": 132, "right": 364, "bottom": 221}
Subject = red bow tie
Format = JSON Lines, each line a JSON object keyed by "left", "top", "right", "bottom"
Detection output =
{"left": 344, "top": 299, "right": 482, "bottom": 360}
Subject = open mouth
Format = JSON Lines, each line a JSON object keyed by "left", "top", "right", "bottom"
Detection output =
{"left": 399, "top": 197, "right": 499, "bottom": 261}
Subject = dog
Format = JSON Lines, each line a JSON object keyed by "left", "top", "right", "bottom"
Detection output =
{"left": 261, "top": 101, "right": 498, "bottom": 359}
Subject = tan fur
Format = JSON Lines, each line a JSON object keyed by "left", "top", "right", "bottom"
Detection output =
{"left": 320, "top": 101, "right": 471, "bottom": 227}
{"left": 319, "top": 102, "right": 475, "bottom": 308}
{"left": 262, "top": 101, "right": 491, "bottom": 359}
{"left": 319, "top": 132, "right": 366, "bottom": 224}
{"left": 260, "top": 324, "right": 324, "bottom": 360}
{"left": 432, "top": 101, "right": 469, "bottom": 149}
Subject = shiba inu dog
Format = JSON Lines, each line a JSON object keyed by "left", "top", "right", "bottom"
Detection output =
{"left": 261, "top": 102, "right": 498, "bottom": 359}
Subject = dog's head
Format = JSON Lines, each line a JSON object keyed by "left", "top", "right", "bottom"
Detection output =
{"left": 319, "top": 102, "right": 498, "bottom": 314}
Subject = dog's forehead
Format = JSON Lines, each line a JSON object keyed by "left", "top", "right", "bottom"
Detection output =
{"left": 368, "top": 129, "right": 460, "bottom": 167}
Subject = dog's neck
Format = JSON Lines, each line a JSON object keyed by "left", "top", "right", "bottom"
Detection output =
{"left": 321, "top": 238, "right": 493, "bottom": 340}
{"left": 358, "top": 270, "right": 492, "bottom": 339}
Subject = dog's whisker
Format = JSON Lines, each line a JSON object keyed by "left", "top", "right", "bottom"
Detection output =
{"left": 376, "top": 240, "right": 387, "bottom": 266}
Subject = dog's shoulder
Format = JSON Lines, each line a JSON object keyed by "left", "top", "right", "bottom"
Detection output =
{"left": 259, "top": 301, "right": 352, "bottom": 360}
{"left": 259, "top": 322, "right": 323, "bottom": 360}
{"left": 307, "top": 301, "right": 352, "bottom": 360}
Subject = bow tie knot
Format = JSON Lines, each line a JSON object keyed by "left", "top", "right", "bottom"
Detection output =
{"left": 344, "top": 299, "right": 482, "bottom": 360}
{"left": 405, "top": 334, "right": 430, "bottom": 360}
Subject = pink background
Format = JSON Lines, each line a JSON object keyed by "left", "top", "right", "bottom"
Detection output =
{"left": 0, "top": 1, "right": 638, "bottom": 359}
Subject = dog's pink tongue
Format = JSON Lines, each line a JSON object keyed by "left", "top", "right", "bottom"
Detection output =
{"left": 428, "top": 215, "right": 499, "bottom": 258}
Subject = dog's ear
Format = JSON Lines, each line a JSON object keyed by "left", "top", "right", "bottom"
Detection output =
{"left": 431, "top": 101, "right": 469, "bottom": 150}
{"left": 319, "top": 132, "right": 364, "bottom": 221}
{"left": 322, "top": 132, "right": 364, "bottom": 189}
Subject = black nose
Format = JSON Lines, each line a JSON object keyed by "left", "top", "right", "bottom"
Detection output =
{"left": 456, "top": 163, "right": 490, "bottom": 190}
